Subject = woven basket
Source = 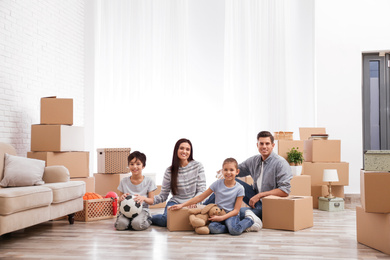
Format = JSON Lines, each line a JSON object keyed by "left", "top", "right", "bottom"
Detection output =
{"left": 274, "top": 131, "right": 293, "bottom": 140}
{"left": 75, "top": 198, "right": 117, "bottom": 222}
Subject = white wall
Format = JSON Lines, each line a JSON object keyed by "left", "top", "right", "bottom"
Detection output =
{"left": 0, "top": 0, "right": 85, "bottom": 156}
{"left": 315, "top": 0, "right": 390, "bottom": 193}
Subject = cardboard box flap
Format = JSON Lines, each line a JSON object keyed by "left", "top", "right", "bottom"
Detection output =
{"left": 299, "top": 127, "right": 326, "bottom": 140}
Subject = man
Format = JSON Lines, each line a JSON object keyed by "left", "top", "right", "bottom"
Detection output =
{"left": 236, "top": 131, "right": 292, "bottom": 220}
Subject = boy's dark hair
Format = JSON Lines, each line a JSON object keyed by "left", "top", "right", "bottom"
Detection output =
{"left": 128, "top": 151, "right": 146, "bottom": 167}
{"left": 257, "top": 131, "right": 274, "bottom": 144}
{"left": 222, "top": 157, "right": 238, "bottom": 169}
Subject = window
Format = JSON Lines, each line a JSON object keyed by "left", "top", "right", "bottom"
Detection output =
{"left": 362, "top": 53, "right": 390, "bottom": 152}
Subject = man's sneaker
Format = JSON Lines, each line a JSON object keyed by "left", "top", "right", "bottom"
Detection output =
{"left": 245, "top": 210, "right": 262, "bottom": 232}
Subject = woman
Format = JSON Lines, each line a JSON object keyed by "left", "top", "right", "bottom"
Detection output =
{"left": 151, "top": 138, "right": 207, "bottom": 227}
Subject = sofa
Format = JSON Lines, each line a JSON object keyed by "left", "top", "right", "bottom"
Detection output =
{"left": 0, "top": 142, "right": 85, "bottom": 236}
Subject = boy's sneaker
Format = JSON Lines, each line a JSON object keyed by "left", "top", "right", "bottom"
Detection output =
{"left": 245, "top": 210, "right": 262, "bottom": 232}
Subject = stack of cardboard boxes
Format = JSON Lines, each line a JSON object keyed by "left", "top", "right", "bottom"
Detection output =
{"left": 299, "top": 127, "right": 349, "bottom": 208}
{"left": 356, "top": 153, "right": 390, "bottom": 255}
{"left": 94, "top": 148, "right": 132, "bottom": 196}
{"left": 276, "top": 132, "right": 311, "bottom": 197}
{"left": 28, "top": 97, "right": 93, "bottom": 191}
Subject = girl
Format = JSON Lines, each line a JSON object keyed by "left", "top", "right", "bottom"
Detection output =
{"left": 169, "top": 158, "right": 262, "bottom": 235}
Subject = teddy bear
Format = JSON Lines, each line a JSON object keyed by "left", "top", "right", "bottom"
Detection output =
{"left": 188, "top": 203, "right": 226, "bottom": 235}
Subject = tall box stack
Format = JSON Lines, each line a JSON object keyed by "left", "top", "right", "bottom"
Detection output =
{"left": 357, "top": 167, "right": 390, "bottom": 255}
{"left": 276, "top": 132, "right": 310, "bottom": 196}
{"left": 94, "top": 148, "right": 131, "bottom": 196}
{"left": 27, "top": 97, "right": 93, "bottom": 191}
{"left": 299, "top": 127, "right": 348, "bottom": 209}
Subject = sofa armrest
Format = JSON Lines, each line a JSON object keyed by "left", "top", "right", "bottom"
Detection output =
{"left": 43, "top": 166, "right": 70, "bottom": 183}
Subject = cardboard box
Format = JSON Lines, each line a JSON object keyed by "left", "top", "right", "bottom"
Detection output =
{"left": 28, "top": 151, "right": 89, "bottom": 178}
{"left": 290, "top": 175, "right": 311, "bottom": 196}
{"left": 304, "top": 139, "right": 341, "bottom": 162}
{"left": 31, "top": 125, "right": 84, "bottom": 152}
{"left": 237, "top": 176, "right": 254, "bottom": 186}
{"left": 149, "top": 185, "right": 166, "bottom": 209}
{"left": 262, "top": 195, "right": 313, "bottom": 231}
{"left": 364, "top": 150, "right": 390, "bottom": 171}
{"left": 71, "top": 177, "right": 95, "bottom": 193}
{"left": 356, "top": 206, "right": 390, "bottom": 255}
{"left": 40, "top": 96, "right": 73, "bottom": 125}
{"left": 277, "top": 140, "right": 304, "bottom": 161}
{"left": 299, "top": 127, "right": 326, "bottom": 140}
{"left": 97, "top": 148, "right": 131, "bottom": 174}
{"left": 302, "top": 162, "right": 349, "bottom": 186}
{"left": 94, "top": 173, "right": 131, "bottom": 196}
{"left": 360, "top": 170, "right": 390, "bottom": 213}
{"left": 167, "top": 206, "right": 206, "bottom": 231}
{"left": 311, "top": 185, "right": 344, "bottom": 209}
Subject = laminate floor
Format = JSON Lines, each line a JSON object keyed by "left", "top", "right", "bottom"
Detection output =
{"left": 1, "top": 206, "right": 389, "bottom": 260}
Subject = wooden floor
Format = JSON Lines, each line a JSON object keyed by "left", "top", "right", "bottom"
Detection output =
{"left": 1, "top": 205, "right": 389, "bottom": 260}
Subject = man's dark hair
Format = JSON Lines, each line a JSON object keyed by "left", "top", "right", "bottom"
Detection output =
{"left": 257, "top": 131, "right": 274, "bottom": 144}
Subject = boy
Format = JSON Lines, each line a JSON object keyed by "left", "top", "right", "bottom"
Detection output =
{"left": 115, "top": 151, "right": 157, "bottom": 231}
{"left": 169, "top": 158, "right": 262, "bottom": 235}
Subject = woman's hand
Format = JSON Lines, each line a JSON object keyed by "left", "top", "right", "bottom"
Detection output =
{"left": 169, "top": 204, "right": 183, "bottom": 211}
{"left": 209, "top": 215, "right": 223, "bottom": 222}
{"left": 133, "top": 194, "right": 146, "bottom": 204}
{"left": 119, "top": 193, "right": 130, "bottom": 202}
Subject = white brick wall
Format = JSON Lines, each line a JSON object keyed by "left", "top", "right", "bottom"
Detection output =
{"left": 0, "top": 0, "right": 85, "bottom": 156}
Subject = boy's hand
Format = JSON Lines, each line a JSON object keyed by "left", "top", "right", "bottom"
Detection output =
{"left": 133, "top": 194, "right": 146, "bottom": 204}
{"left": 119, "top": 193, "right": 130, "bottom": 202}
{"left": 169, "top": 204, "right": 183, "bottom": 211}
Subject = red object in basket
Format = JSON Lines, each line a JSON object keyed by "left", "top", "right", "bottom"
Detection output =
{"left": 105, "top": 191, "right": 118, "bottom": 215}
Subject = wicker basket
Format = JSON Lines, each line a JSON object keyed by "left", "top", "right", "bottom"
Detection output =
{"left": 274, "top": 131, "right": 293, "bottom": 140}
{"left": 75, "top": 198, "right": 117, "bottom": 222}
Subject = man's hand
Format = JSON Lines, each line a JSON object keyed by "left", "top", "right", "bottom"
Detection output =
{"left": 249, "top": 193, "right": 262, "bottom": 208}
{"left": 216, "top": 169, "right": 224, "bottom": 179}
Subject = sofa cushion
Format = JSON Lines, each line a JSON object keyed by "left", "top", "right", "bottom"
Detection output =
{"left": 42, "top": 181, "right": 85, "bottom": 204}
{"left": 0, "top": 154, "right": 45, "bottom": 187}
{"left": 0, "top": 186, "right": 53, "bottom": 215}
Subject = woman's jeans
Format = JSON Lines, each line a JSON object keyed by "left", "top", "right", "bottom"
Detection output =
{"left": 151, "top": 201, "right": 177, "bottom": 227}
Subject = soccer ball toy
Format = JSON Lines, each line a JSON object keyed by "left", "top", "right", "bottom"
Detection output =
{"left": 120, "top": 195, "right": 143, "bottom": 219}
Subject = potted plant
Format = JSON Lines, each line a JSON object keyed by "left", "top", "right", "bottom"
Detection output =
{"left": 286, "top": 147, "right": 304, "bottom": 176}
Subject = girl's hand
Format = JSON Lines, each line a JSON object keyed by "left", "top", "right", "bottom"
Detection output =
{"left": 169, "top": 204, "right": 183, "bottom": 211}
{"left": 133, "top": 194, "right": 146, "bottom": 204}
{"left": 209, "top": 215, "right": 223, "bottom": 222}
{"left": 187, "top": 204, "right": 197, "bottom": 209}
{"left": 119, "top": 193, "right": 130, "bottom": 202}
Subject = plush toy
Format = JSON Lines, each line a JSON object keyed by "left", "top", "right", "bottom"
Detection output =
{"left": 188, "top": 203, "right": 226, "bottom": 235}
{"left": 105, "top": 191, "right": 119, "bottom": 215}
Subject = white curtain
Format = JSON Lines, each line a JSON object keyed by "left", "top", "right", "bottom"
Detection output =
{"left": 94, "top": 0, "right": 313, "bottom": 184}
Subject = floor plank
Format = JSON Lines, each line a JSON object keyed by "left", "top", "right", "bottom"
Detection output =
{"left": 1, "top": 206, "right": 389, "bottom": 259}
